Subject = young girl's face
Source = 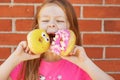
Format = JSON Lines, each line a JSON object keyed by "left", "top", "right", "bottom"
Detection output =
{"left": 38, "top": 3, "right": 70, "bottom": 34}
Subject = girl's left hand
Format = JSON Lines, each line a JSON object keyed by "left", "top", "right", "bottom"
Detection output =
{"left": 61, "top": 46, "right": 90, "bottom": 67}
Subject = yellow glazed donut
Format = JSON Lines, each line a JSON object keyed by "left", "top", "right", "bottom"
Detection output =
{"left": 27, "top": 29, "right": 50, "bottom": 54}
{"left": 50, "top": 29, "right": 76, "bottom": 56}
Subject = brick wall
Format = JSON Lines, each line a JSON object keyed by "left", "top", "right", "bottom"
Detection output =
{"left": 0, "top": 0, "right": 120, "bottom": 79}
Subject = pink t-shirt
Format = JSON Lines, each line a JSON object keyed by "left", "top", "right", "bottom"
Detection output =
{"left": 10, "top": 59, "right": 91, "bottom": 80}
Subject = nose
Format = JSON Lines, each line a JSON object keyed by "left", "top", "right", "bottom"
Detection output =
{"left": 47, "top": 22, "right": 58, "bottom": 33}
{"left": 48, "top": 24, "right": 56, "bottom": 28}
{"left": 47, "top": 19, "right": 57, "bottom": 28}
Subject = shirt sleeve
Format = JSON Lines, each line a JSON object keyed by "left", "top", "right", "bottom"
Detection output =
{"left": 10, "top": 63, "right": 23, "bottom": 80}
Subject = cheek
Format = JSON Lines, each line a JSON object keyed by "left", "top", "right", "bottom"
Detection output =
{"left": 57, "top": 22, "right": 69, "bottom": 29}
{"left": 38, "top": 22, "right": 47, "bottom": 30}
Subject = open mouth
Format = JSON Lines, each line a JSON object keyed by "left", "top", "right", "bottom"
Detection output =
{"left": 48, "top": 34, "right": 55, "bottom": 44}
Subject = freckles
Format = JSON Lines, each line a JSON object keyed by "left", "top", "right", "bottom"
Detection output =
{"left": 39, "top": 23, "right": 47, "bottom": 30}
{"left": 57, "top": 23, "right": 68, "bottom": 29}
{"left": 57, "top": 25, "right": 67, "bottom": 29}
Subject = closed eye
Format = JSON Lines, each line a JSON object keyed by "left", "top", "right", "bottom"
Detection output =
{"left": 41, "top": 20, "right": 49, "bottom": 22}
{"left": 56, "top": 20, "right": 65, "bottom": 23}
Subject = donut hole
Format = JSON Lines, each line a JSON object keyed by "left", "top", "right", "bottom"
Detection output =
{"left": 39, "top": 38, "right": 42, "bottom": 42}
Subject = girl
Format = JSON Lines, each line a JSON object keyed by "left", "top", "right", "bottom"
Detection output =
{"left": 0, "top": 0, "right": 114, "bottom": 80}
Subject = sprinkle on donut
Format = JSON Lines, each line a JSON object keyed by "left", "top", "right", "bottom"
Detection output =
{"left": 50, "top": 29, "right": 70, "bottom": 55}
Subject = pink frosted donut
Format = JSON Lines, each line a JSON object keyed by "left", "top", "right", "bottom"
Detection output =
{"left": 50, "top": 29, "right": 76, "bottom": 56}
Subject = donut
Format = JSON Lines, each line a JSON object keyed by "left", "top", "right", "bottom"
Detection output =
{"left": 27, "top": 29, "right": 50, "bottom": 54}
{"left": 50, "top": 29, "right": 76, "bottom": 56}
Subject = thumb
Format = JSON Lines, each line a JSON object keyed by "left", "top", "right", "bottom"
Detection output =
{"left": 16, "top": 41, "right": 27, "bottom": 51}
{"left": 23, "top": 53, "right": 41, "bottom": 61}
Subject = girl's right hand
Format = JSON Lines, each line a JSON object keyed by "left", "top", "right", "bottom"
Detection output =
{"left": 12, "top": 41, "right": 41, "bottom": 63}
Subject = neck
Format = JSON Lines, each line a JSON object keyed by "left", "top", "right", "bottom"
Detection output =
{"left": 43, "top": 52, "right": 61, "bottom": 62}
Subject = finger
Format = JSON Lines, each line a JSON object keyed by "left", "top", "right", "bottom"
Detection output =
{"left": 69, "top": 46, "right": 79, "bottom": 56}
{"left": 28, "top": 54, "right": 41, "bottom": 60}
{"left": 19, "top": 41, "right": 27, "bottom": 49}
{"left": 16, "top": 41, "right": 26, "bottom": 51}
{"left": 22, "top": 52, "right": 41, "bottom": 61}
{"left": 68, "top": 45, "right": 77, "bottom": 56}
{"left": 28, "top": 50, "right": 33, "bottom": 55}
{"left": 25, "top": 46, "right": 29, "bottom": 53}
{"left": 74, "top": 49, "right": 80, "bottom": 56}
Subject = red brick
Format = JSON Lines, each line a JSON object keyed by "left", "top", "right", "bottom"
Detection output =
{"left": 0, "top": 6, "right": 34, "bottom": 17}
{"left": 14, "top": 0, "right": 44, "bottom": 3}
{"left": 83, "top": 34, "right": 120, "bottom": 45}
{"left": 74, "top": 6, "right": 80, "bottom": 18}
{"left": 94, "top": 60, "right": 120, "bottom": 72}
{"left": 69, "top": 0, "right": 102, "bottom": 4}
{"left": 78, "top": 20, "right": 101, "bottom": 31}
{"left": 0, "top": 0, "right": 10, "bottom": 3}
{"left": 85, "top": 47, "right": 103, "bottom": 58}
{"left": 36, "top": 6, "right": 41, "bottom": 13}
{"left": 0, "top": 34, "right": 26, "bottom": 45}
{"left": 84, "top": 6, "right": 120, "bottom": 18}
{"left": 105, "top": 0, "right": 120, "bottom": 4}
{"left": 110, "top": 74, "right": 120, "bottom": 80}
{"left": 0, "top": 48, "right": 11, "bottom": 59}
{"left": 16, "top": 20, "right": 34, "bottom": 31}
{"left": 106, "top": 47, "right": 120, "bottom": 58}
{"left": 0, "top": 20, "right": 12, "bottom": 31}
{"left": 104, "top": 20, "right": 120, "bottom": 32}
